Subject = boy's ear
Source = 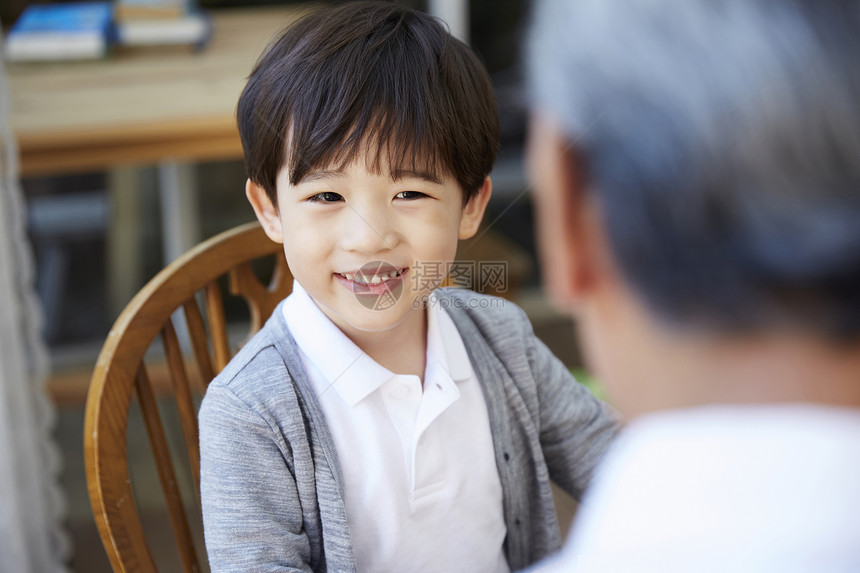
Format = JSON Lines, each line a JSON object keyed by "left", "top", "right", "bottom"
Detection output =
{"left": 246, "top": 179, "right": 284, "bottom": 244}
{"left": 458, "top": 176, "right": 493, "bottom": 240}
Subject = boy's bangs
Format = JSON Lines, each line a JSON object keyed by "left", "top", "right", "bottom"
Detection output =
{"left": 286, "top": 102, "right": 449, "bottom": 187}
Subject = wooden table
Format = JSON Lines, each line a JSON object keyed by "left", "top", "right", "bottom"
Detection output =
{"left": 7, "top": 6, "right": 310, "bottom": 315}
{"left": 8, "top": 6, "right": 311, "bottom": 176}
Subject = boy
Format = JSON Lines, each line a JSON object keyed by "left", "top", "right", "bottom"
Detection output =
{"left": 527, "top": 0, "right": 860, "bottom": 570}
{"left": 198, "top": 3, "right": 618, "bottom": 572}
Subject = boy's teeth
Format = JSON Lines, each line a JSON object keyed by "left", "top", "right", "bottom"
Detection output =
{"left": 344, "top": 269, "right": 402, "bottom": 284}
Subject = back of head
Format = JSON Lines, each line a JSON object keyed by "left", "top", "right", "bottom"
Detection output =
{"left": 528, "top": 0, "right": 860, "bottom": 340}
{"left": 239, "top": 1, "right": 500, "bottom": 206}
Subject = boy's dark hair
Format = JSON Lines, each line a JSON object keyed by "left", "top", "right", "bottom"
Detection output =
{"left": 529, "top": 0, "right": 860, "bottom": 340}
{"left": 238, "top": 1, "right": 500, "bottom": 206}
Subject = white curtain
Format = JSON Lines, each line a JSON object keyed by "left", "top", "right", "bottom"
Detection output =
{"left": 0, "top": 30, "right": 69, "bottom": 573}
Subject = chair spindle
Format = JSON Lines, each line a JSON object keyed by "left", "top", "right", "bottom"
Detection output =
{"left": 205, "top": 281, "right": 230, "bottom": 374}
{"left": 135, "top": 365, "right": 201, "bottom": 573}
{"left": 161, "top": 318, "right": 202, "bottom": 495}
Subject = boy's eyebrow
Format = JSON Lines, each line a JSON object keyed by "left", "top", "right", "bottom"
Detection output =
{"left": 300, "top": 170, "right": 347, "bottom": 184}
{"left": 297, "top": 168, "right": 442, "bottom": 185}
{"left": 390, "top": 169, "right": 443, "bottom": 185}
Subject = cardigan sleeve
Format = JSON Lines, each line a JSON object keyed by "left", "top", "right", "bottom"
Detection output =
{"left": 199, "top": 383, "right": 314, "bottom": 572}
{"left": 524, "top": 317, "right": 621, "bottom": 501}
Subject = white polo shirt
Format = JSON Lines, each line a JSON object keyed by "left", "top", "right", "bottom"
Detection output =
{"left": 282, "top": 282, "right": 509, "bottom": 573}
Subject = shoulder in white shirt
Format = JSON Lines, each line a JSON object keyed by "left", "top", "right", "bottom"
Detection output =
{"left": 532, "top": 405, "right": 860, "bottom": 573}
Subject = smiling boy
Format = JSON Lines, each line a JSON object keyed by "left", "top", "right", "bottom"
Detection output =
{"left": 198, "top": 3, "right": 618, "bottom": 572}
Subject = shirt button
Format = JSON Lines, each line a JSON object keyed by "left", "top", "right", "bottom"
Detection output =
{"left": 392, "top": 385, "right": 409, "bottom": 398}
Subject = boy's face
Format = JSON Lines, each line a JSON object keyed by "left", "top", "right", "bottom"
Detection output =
{"left": 248, "top": 154, "right": 491, "bottom": 336}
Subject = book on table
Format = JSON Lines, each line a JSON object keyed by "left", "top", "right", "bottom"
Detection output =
{"left": 115, "top": 0, "right": 188, "bottom": 21}
{"left": 115, "top": 0, "right": 211, "bottom": 48}
{"left": 3, "top": 2, "right": 113, "bottom": 62}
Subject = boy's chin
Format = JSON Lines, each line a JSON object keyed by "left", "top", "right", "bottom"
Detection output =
{"left": 325, "top": 299, "right": 423, "bottom": 335}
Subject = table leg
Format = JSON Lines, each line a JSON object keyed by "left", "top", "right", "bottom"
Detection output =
{"left": 429, "top": 0, "right": 469, "bottom": 42}
{"left": 108, "top": 167, "right": 142, "bottom": 319}
{"left": 158, "top": 161, "right": 200, "bottom": 351}
{"left": 158, "top": 161, "right": 200, "bottom": 263}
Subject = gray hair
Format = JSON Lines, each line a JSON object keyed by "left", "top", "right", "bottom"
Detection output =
{"left": 528, "top": 0, "right": 860, "bottom": 338}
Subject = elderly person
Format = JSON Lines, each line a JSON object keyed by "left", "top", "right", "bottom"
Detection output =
{"left": 526, "top": 1, "right": 860, "bottom": 571}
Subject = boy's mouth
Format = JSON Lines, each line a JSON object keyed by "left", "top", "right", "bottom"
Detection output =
{"left": 335, "top": 264, "right": 408, "bottom": 296}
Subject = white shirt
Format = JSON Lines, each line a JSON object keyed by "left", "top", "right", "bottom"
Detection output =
{"left": 530, "top": 405, "right": 860, "bottom": 573}
{"left": 283, "top": 282, "right": 509, "bottom": 573}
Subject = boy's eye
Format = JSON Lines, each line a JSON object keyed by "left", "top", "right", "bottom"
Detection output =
{"left": 395, "top": 191, "right": 427, "bottom": 200}
{"left": 307, "top": 191, "right": 344, "bottom": 203}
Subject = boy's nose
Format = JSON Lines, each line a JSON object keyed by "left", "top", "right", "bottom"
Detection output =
{"left": 339, "top": 205, "right": 398, "bottom": 255}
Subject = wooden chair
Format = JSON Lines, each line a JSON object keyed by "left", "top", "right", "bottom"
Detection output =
{"left": 84, "top": 222, "right": 293, "bottom": 573}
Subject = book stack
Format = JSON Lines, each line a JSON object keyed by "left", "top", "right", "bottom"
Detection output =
{"left": 115, "top": 0, "right": 211, "bottom": 49}
{"left": 4, "top": 2, "right": 114, "bottom": 62}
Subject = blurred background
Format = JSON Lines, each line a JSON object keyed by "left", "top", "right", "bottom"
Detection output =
{"left": 3, "top": 0, "right": 586, "bottom": 570}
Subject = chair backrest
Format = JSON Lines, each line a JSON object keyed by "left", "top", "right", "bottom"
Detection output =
{"left": 85, "top": 222, "right": 292, "bottom": 573}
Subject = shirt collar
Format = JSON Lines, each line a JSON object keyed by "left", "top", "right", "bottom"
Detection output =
{"left": 427, "top": 293, "right": 473, "bottom": 383}
{"left": 282, "top": 281, "right": 394, "bottom": 406}
{"left": 282, "top": 282, "right": 473, "bottom": 406}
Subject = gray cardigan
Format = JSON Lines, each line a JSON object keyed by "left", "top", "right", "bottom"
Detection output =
{"left": 199, "top": 289, "right": 619, "bottom": 572}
